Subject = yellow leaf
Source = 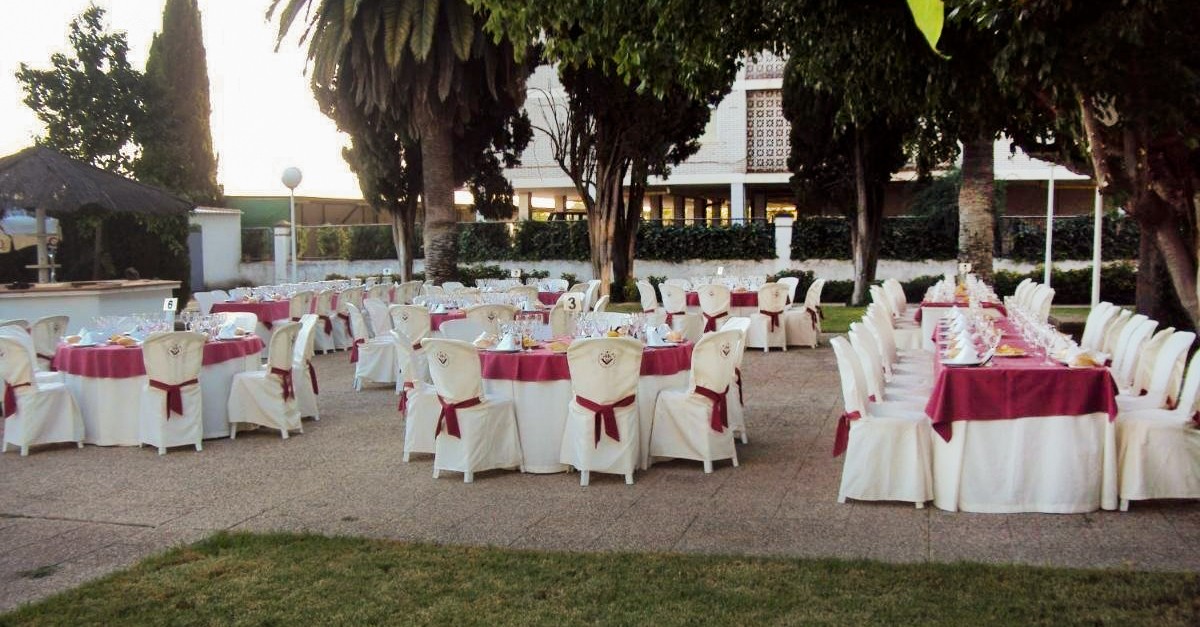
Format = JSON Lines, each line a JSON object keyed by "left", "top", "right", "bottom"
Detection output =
{"left": 906, "top": 0, "right": 949, "bottom": 58}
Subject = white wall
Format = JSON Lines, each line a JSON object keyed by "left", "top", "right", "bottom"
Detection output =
{"left": 190, "top": 210, "right": 242, "bottom": 288}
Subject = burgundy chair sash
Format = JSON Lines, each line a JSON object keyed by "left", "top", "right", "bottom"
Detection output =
{"left": 832, "top": 410, "right": 861, "bottom": 457}
{"left": 270, "top": 367, "right": 295, "bottom": 401}
{"left": 317, "top": 315, "right": 333, "bottom": 335}
{"left": 337, "top": 312, "right": 352, "bottom": 336}
{"left": 3, "top": 381, "right": 31, "bottom": 418}
{"left": 575, "top": 394, "right": 636, "bottom": 447}
{"left": 262, "top": 320, "right": 274, "bottom": 330}
{"left": 307, "top": 360, "right": 319, "bottom": 395}
{"left": 760, "top": 309, "right": 782, "bottom": 332}
{"left": 694, "top": 385, "right": 729, "bottom": 433}
{"left": 36, "top": 352, "right": 56, "bottom": 366}
{"left": 702, "top": 311, "right": 727, "bottom": 333}
{"left": 436, "top": 395, "right": 483, "bottom": 438}
{"left": 149, "top": 378, "right": 199, "bottom": 418}
{"left": 349, "top": 338, "right": 364, "bottom": 363}
{"left": 665, "top": 310, "right": 685, "bottom": 328}
{"left": 397, "top": 381, "right": 415, "bottom": 413}
{"left": 807, "top": 307, "right": 819, "bottom": 330}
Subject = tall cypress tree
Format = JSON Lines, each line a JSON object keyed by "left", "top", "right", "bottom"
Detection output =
{"left": 137, "top": 0, "right": 221, "bottom": 205}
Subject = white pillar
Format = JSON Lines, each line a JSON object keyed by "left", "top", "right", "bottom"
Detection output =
{"left": 1091, "top": 187, "right": 1103, "bottom": 306}
{"left": 273, "top": 222, "right": 291, "bottom": 284}
{"left": 288, "top": 190, "right": 298, "bottom": 283}
{"left": 774, "top": 215, "right": 793, "bottom": 264}
{"left": 1043, "top": 166, "right": 1055, "bottom": 286}
{"left": 730, "top": 182, "right": 746, "bottom": 222}
{"left": 517, "top": 192, "right": 531, "bottom": 221}
{"left": 34, "top": 206, "right": 49, "bottom": 283}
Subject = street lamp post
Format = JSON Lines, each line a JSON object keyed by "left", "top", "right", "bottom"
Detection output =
{"left": 281, "top": 167, "right": 303, "bottom": 283}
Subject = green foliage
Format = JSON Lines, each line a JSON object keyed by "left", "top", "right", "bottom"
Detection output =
{"left": 560, "top": 272, "right": 579, "bottom": 286}
{"left": 314, "top": 228, "right": 348, "bottom": 260}
{"left": 636, "top": 222, "right": 774, "bottom": 261}
{"left": 14, "top": 5, "right": 145, "bottom": 174}
{"left": 512, "top": 221, "right": 591, "bottom": 261}
{"left": 1000, "top": 214, "right": 1140, "bottom": 262}
{"left": 455, "top": 264, "right": 509, "bottom": 287}
{"left": 241, "top": 229, "right": 272, "bottom": 262}
{"left": 992, "top": 263, "right": 1137, "bottom": 306}
{"left": 458, "top": 222, "right": 514, "bottom": 262}
{"left": 136, "top": 0, "right": 221, "bottom": 205}
{"left": 347, "top": 226, "right": 394, "bottom": 261}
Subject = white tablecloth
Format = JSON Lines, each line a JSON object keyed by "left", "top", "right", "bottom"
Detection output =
{"left": 931, "top": 412, "right": 1118, "bottom": 513}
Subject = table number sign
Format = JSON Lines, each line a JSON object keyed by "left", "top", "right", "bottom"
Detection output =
{"left": 716, "top": 266, "right": 725, "bottom": 276}
{"left": 958, "top": 262, "right": 973, "bottom": 274}
{"left": 163, "top": 297, "right": 178, "bottom": 326}
{"left": 510, "top": 268, "right": 521, "bottom": 279}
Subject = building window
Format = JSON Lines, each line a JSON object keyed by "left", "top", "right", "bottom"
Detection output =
{"left": 746, "top": 89, "right": 790, "bottom": 173}
{"left": 745, "top": 51, "right": 786, "bottom": 80}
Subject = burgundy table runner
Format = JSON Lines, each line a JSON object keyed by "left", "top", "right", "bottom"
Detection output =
{"left": 53, "top": 336, "right": 264, "bottom": 379}
{"left": 685, "top": 291, "right": 758, "bottom": 308}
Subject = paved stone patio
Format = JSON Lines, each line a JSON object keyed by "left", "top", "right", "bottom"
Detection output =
{"left": 1, "top": 345, "right": 1198, "bottom": 610}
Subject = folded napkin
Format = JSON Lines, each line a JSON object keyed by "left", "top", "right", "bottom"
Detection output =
{"left": 494, "top": 333, "right": 519, "bottom": 351}
{"left": 217, "top": 322, "right": 239, "bottom": 340}
{"left": 946, "top": 341, "right": 980, "bottom": 364}
{"left": 472, "top": 332, "right": 497, "bottom": 349}
{"left": 1059, "top": 347, "right": 1107, "bottom": 367}
{"left": 432, "top": 304, "right": 447, "bottom": 314}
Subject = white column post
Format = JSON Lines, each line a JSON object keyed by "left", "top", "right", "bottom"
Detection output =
{"left": 1043, "top": 166, "right": 1055, "bottom": 286}
{"left": 34, "top": 206, "right": 49, "bottom": 283}
{"left": 730, "top": 182, "right": 746, "bottom": 222}
{"left": 774, "top": 215, "right": 794, "bottom": 264}
{"left": 289, "top": 189, "right": 298, "bottom": 282}
{"left": 273, "top": 222, "right": 291, "bottom": 284}
{"left": 517, "top": 192, "right": 531, "bottom": 221}
{"left": 1091, "top": 187, "right": 1103, "bottom": 306}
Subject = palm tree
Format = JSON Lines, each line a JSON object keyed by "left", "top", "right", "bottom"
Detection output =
{"left": 957, "top": 136, "right": 995, "bottom": 284}
{"left": 270, "top": 0, "right": 527, "bottom": 283}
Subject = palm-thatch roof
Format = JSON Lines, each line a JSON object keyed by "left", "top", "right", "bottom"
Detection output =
{"left": 0, "top": 146, "right": 194, "bottom": 216}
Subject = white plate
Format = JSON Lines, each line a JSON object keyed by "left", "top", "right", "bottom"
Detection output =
{"left": 485, "top": 347, "right": 522, "bottom": 353}
{"left": 72, "top": 341, "right": 99, "bottom": 348}
{"left": 941, "top": 360, "right": 985, "bottom": 367}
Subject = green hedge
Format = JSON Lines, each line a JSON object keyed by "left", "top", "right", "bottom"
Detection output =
{"left": 792, "top": 215, "right": 1140, "bottom": 262}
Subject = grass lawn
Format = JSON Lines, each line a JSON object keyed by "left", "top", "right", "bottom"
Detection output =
{"left": 819, "top": 305, "right": 1094, "bottom": 334}
{"left": 3, "top": 532, "right": 1197, "bottom": 625}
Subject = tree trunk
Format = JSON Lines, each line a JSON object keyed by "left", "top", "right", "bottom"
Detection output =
{"left": 389, "top": 203, "right": 416, "bottom": 281}
{"left": 611, "top": 160, "right": 648, "bottom": 302}
{"left": 590, "top": 150, "right": 625, "bottom": 297}
{"left": 1150, "top": 219, "right": 1200, "bottom": 329}
{"left": 958, "top": 135, "right": 995, "bottom": 284}
{"left": 418, "top": 123, "right": 458, "bottom": 284}
{"left": 850, "top": 133, "right": 881, "bottom": 305}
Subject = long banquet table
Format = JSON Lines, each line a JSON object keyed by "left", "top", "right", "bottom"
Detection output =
{"left": 53, "top": 336, "right": 264, "bottom": 444}
{"left": 923, "top": 317, "right": 1119, "bottom": 513}
{"left": 478, "top": 342, "right": 693, "bottom": 473}
{"left": 916, "top": 300, "right": 1006, "bottom": 351}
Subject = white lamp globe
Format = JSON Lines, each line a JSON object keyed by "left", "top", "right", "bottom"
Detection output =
{"left": 281, "top": 167, "right": 303, "bottom": 190}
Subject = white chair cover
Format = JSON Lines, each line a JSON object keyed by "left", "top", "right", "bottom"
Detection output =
{"left": 541, "top": 278, "right": 569, "bottom": 292}
{"left": 830, "top": 337, "right": 932, "bottom": 506}
{"left": 31, "top": 315, "right": 68, "bottom": 373}
{"left": 636, "top": 280, "right": 659, "bottom": 313}
{"left": 346, "top": 303, "right": 395, "bottom": 389}
{"left": 664, "top": 278, "right": 692, "bottom": 291}
{"left": 362, "top": 298, "right": 393, "bottom": 338}
{"left": 228, "top": 322, "right": 302, "bottom": 438}
{"left": 293, "top": 314, "right": 320, "bottom": 420}
{"left": 194, "top": 291, "right": 220, "bottom": 315}
{"left": 592, "top": 295, "right": 610, "bottom": 312}
{"left": 1100, "top": 309, "right": 1134, "bottom": 355}
{"left": 139, "top": 331, "right": 206, "bottom": 454}
{"left": 1080, "top": 302, "right": 1117, "bottom": 351}
{"left": 1116, "top": 351, "right": 1200, "bottom": 510}
{"left": 776, "top": 276, "right": 800, "bottom": 306}
{"left": 696, "top": 284, "right": 732, "bottom": 333}
{"left": 1119, "top": 331, "right": 1194, "bottom": 412}
{"left": 721, "top": 316, "right": 751, "bottom": 444}
{"left": 745, "top": 283, "right": 789, "bottom": 351}
{"left": 390, "top": 305, "right": 432, "bottom": 392}
{"left": 312, "top": 290, "right": 337, "bottom": 353}
{"left": 659, "top": 284, "right": 702, "bottom": 343}
{"left": 464, "top": 304, "right": 517, "bottom": 335}
{"left": 0, "top": 336, "right": 83, "bottom": 455}
{"left": 421, "top": 339, "right": 523, "bottom": 482}
{"left": 784, "top": 279, "right": 824, "bottom": 347}
{"left": 559, "top": 337, "right": 644, "bottom": 485}
{"left": 649, "top": 329, "right": 741, "bottom": 472}
{"left": 442, "top": 281, "right": 466, "bottom": 292}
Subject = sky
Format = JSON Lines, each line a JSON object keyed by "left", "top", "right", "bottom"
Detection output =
{"left": 0, "top": 0, "right": 364, "bottom": 199}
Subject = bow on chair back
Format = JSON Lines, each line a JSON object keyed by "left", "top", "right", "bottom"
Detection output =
{"left": 422, "top": 338, "right": 486, "bottom": 437}
{"left": 697, "top": 284, "right": 732, "bottom": 333}
{"left": 567, "top": 337, "right": 644, "bottom": 446}
{"left": 689, "top": 329, "right": 741, "bottom": 432}
{"left": 0, "top": 336, "right": 36, "bottom": 418}
{"left": 267, "top": 322, "right": 302, "bottom": 400}
{"left": 142, "top": 331, "right": 206, "bottom": 418}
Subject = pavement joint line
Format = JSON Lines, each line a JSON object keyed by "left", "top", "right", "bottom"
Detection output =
{"left": 668, "top": 512, "right": 701, "bottom": 552}
{"left": 0, "top": 513, "right": 155, "bottom": 529}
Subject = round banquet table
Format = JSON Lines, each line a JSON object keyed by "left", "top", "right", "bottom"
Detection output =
{"left": 537, "top": 291, "right": 564, "bottom": 306}
{"left": 477, "top": 342, "right": 693, "bottom": 473}
{"left": 211, "top": 300, "right": 290, "bottom": 350}
{"left": 53, "top": 336, "right": 264, "bottom": 444}
{"left": 430, "top": 309, "right": 551, "bottom": 332}
{"left": 685, "top": 291, "right": 758, "bottom": 317}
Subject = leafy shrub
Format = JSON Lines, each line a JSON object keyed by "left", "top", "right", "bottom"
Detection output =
{"left": 635, "top": 222, "right": 774, "bottom": 261}
{"left": 348, "top": 225, "right": 394, "bottom": 260}
{"left": 993, "top": 263, "right": 1136, "bottom": 305}
{"left": 513, "top": 220, "right": 590, "bottom": 261}
{"left": 241, "top": 228, "right": 272, "bottom": 262}
{"left": 560, "top": 272, "right": 579, "bottom": 286}
{"left": 459, "top": 222, "right": 513, "bottom": 262}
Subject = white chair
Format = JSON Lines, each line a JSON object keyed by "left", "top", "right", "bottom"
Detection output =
{"left": 1029, "top": 285, "right": 1056, "bottom": 323}
{"left": 464, "top": 303, "right": 517, "bottom": 335}
{"left": 584, "top": 280, "right": 602, "bottom": 311}
{"left": 664, "top": 278, "right": 691, "bottom": 291}
{"left": 592, "top": 295, "right": 610, "bottom": 312}
{"left": 559, "top": 337, "right": 644, "bottom": 485}
{"left": 1100, "top": 309, "right": 1134, "bottom": 356}
{"left": 399, "top": 342, "right": 441, "bottom": 462}
{"left": 0, "top": 319, "right": 28, "bottom": 331}
{"left": 1118, "top": 331, "right": 1194, "bottom": 412}
{"left": 138, "top": 331, "right": 206, "bottom": 455}
{"left": 193, "top": 291, "right": 220, "bottom": 315}
{"left": 636, "top": 280, "right": 659, "bottom": 313}
{"left": 422, "top": 284, "right": 445, "bottom": 297}
{"left": 0, "top": 336, "right": 83, "bottom": 456}
{"left": 507, "top": 285, "right": 539, "bottom": 304}
{"left": 1080, "top": 302, "right": 1117, "bottom": 351}
{"left": 228, "top": 322, "right": 302, "bottom": 439}
{"left": 293, "top": 314, "right": 320, "bottom": 420}
{"left": 848, "top": 324, "right": 929, "bottom": 404}
{"left": 335, "top": 287, "right": 364, "bottom": 349}
{"left": 776, "top": 276, "right": 800, "bottom": 306}
{"left": 649, "top": 329, "right": 741, "bottom": 473}
{"left": 1116, "top": 351, "right": 1200, "bottom": 510}
{"left": 312, "top": 289, "right": 337, "bottom": 354}
{"left": 389, "top": 305, "right": 432, "bottom": 393}
{"left": 659, "top": 283, "right": 702, "bottom": 343}
{"left": 745, "top": 283, "right": 789, "bottom": 352}
{"left": 784, "top": 279, "right": 824, "bottom": 348}
{"left": 882, "top": 278, "right": 909, "bottom": 318}
{"left": 721, "top": 317, "right": 752, "bottom": 444}
{"left": 278, "top": 290, "right": 314, "bottom": 328}
{"left": 0, "top": 326, "right": 63, "bottom": 387}
{"left": 346, "top": 303, "right": 395, "bottom": 389}
{"left": 439, "top": 318, "right": 487, "bottom": 343}
{"left": 210, "top": 289, "right": 230, "bottom": 303}
{"left": 420, "top": 338, "right": 523, "bottom": 482}
{"left": 1110, "top": 316, "right": 1157, "bottom": 390}
{"left": 441, "top": 281, "right": 465, "bottom": 292}
{"left": 31, "top": 315, "right": 69, "bottom": 373}
{"left": 696, "top": 284, "right": 731, "bottom": 333}
{"left": 1127, "top": 327, "right": 1174, "bottom": 395}
{"left": 830, "top": 337, "right": 932, "bottom": 507}
{"left": 362, "top": 297, "right": 393, "bottom": 338}
{"left": 541, "top": 278, "right": 569, "bottom": 293}
{"left": 368, "top": 283, "right": 391, "bottom": 303}
{"left": 218, "top": 311, "right": 258, "bottom": 334}
{"left": 863, "top": 309, "right": 930, "bottom": 379}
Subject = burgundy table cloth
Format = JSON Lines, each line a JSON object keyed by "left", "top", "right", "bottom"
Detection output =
{"left": 923, "top": 320, "right": 1118, "bottom": 442}
{"left": 53, "top": 336, "right": 264, "bottom": 379}
{"left": 914, "top": 301, "right": 1006, "bottom": 323}
{"left": 538, "top": 291, "right": 564, "bottom": 306}
{"left": 211, "top": 301, "right": 290, "bottom": 325}
{"left": 685, "top": 291, "right": 758, "bottom": 308}
{"left": 479, "top": 342, "right": 693, "bottom": 382}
